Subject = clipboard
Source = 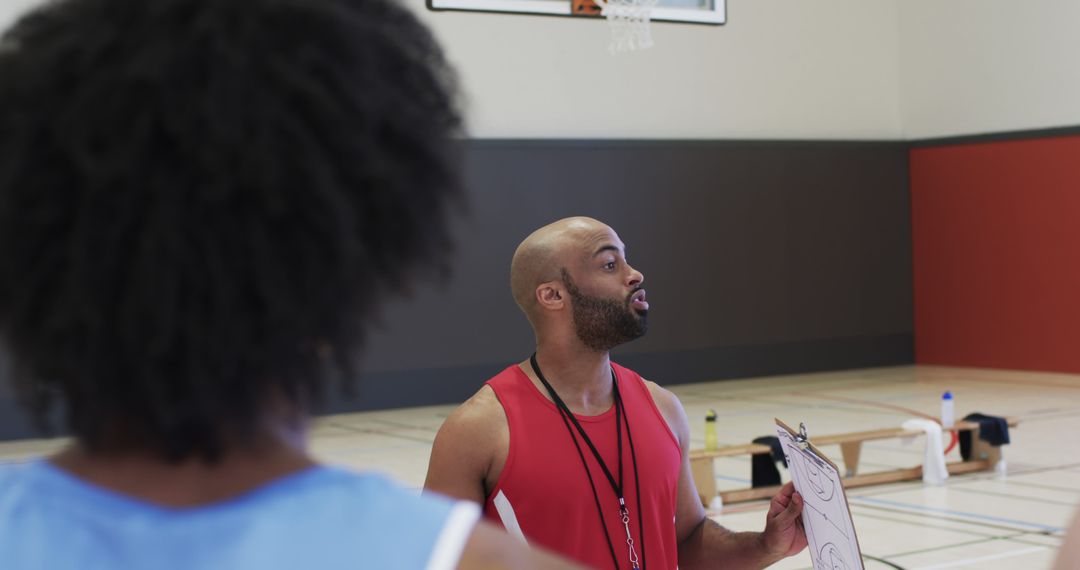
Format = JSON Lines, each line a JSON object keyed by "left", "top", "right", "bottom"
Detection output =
{"left": 776, "top": 418, "right": 865, "bottom": 570}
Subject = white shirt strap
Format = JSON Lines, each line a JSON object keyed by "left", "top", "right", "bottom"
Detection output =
{"left": 426, "top": 501, "right": 482, "bottom": 570}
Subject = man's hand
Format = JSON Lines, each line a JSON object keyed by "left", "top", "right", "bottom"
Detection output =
{"left": 761, "top": 482, "right": 808, "bottom": 559}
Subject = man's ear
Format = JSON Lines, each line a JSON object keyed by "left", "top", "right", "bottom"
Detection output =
{"left": 535, "top": 282, "right": 565, "bottom": 311}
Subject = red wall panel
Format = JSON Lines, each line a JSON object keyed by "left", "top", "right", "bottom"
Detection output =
{"left": 911, "top": 135, "right": 1080, "bottom": 372}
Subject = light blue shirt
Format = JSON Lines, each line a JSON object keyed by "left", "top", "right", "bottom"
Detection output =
{"left": 0, "top": 460, "right": 479, "bottom": 570}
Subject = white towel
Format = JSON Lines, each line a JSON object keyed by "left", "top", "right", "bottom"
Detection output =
{"left": 901, "top": 419, "right": 949, "bottom": 485}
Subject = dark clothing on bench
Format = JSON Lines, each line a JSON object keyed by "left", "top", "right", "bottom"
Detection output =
{"left": 751, "top": 436, "right": 787, "bottom": 487}
{"left": 959, "top": 413, "right": 1011, "bottom": 461}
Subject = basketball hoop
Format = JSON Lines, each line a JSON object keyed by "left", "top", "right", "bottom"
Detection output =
{"left": 593, "top": 0, "right": 657, "bottom": 54}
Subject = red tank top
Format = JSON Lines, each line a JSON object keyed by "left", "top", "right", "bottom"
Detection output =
{"left": 483, "top": 363, "right": 681, "bottom": 570}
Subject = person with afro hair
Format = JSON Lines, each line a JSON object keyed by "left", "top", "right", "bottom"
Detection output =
{"left": 0, "top": 0, "right": 576, "bottom": 567}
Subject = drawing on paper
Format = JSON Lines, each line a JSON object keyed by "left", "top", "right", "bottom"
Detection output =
{"left": 819, "top": 542, "right": 850, "bottom": 570}
{"left": 776, "top": 419, "right": 864, "bottom": 570}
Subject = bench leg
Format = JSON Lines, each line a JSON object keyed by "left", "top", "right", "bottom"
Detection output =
{"left": 840, "top": 441, "right": 862, "bottom": 477}
{"left": 970, "top": 427, "right": 1003, "bottom": 469}
{"left": 690, "top": 455, "right": 717, "bottom": 507}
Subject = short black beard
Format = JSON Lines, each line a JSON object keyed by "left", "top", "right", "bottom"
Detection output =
{"left": 562, "top": 268, "right": 648, "bottom": 352}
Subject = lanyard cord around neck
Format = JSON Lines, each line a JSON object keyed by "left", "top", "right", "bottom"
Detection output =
{"left": 529, "top": 353, "right": 646, "bottom": 570}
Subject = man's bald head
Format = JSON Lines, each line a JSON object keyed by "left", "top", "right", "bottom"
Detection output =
{"left": 510, "top": 216, "right": 610, "bottom": 323}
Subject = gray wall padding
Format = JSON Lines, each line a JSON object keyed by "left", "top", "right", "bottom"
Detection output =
{"left": 0, "top": 139, "right": 913, "bottom": 439}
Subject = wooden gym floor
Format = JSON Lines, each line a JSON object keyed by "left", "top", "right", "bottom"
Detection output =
{"left": 1, "top": 364, "right": 1075, "bottom": 569}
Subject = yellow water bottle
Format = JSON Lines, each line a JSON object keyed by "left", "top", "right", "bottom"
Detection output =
{"left": 705, "top": 409, "right": 718, "bottom": 451}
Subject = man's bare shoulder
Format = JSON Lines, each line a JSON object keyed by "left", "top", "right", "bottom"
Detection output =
{"left": 431, "top": 385, "right": 509, "bottom": 461}
{"left": 641, "top": 378, "right": 690, "bottom": 447}
{"left": 441, "top": 385, "right": 507, "bottom": 436}
{"left": 641, "top": 379, "right": 684, "bottom": 417}
{"left": 426, "top": 385, "right": 510, "bottom": 502}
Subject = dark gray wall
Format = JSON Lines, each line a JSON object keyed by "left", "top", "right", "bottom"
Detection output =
{"left": 0, "top": 139, "right": 913, "bottom": 439}
{"left": 324, "top": 139, "right": 913, "bottom": 413}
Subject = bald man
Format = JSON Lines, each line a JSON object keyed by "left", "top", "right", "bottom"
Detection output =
{"left": 425, "top": 217, "right": 807, "bottom": 569}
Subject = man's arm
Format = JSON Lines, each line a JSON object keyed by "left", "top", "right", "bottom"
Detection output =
{"left": 1055, "top": 509, "right": 1080, "bottom": 570}
{"left": 431, "top": 388, "right": 587, "bottom": 568}
{"left": 646, "top": 382, "right": 807, "bottom": 570}
{"left": 425, "top": 385, "right": 507, "bottom": 504}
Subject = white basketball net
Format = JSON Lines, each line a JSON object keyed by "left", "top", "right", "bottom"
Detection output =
{"left": 594, "top": 0, "right": 657, "bottom": 54}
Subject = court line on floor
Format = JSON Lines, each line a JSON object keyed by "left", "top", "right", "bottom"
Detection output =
{"left": 859, "top": 443, "right": 926, "bottom": 457}
{"left": 726, "top": 372, "right": 1078, "bottom": 421}
{"left": 696, "top": 385, "right": 904, "bottom": 404}
{"left": 854, "top": 473, "right": 1039, "bottom": 497}
{"left": 714, "top": 473, "right": 752, "bottom": 485}
{"left": 854, "top": 460, "right": 926, "bottom": 470}
{"left": 999, "top": 462, "right": 1080, "bottom": 477}
{"left": 788, "top": 391, "right": 939, "bottom": 422}
{"left": 314, "top": 441, "right": 430, "bottom": 457}
{"left": 848, "top": 466, "right": 1080, "bottom": 502}
{"left": 942, "top": 374, "right": 1080, "bottom": 391}
{"left": 695, "top": 396, "right": 926, "bottom": 425}
{"left": 907, "top": 545, "right": 1050, "bottom": 569}
{"left": 1004, "top": 479, "right": 1080, "bottom": 494}
{"left": 852, "top": 505, "right": 1065, "bottom": 545}
{"left": 685, "top": 396, "right": 888, "bottom": 418}
{"left": 713, "top": 492, "right": 1066, "bottom": 538}
{"left": 846, "top": 509, "right": 1021, "bottom": 540}
{"left": 319, "top": 422, "right": 435, "bottom": 444}
{"left": 710, "top": 501, "right": 769, "bottom": 516}
{"left": 944, "top": 484, "right": 1079, "bottom": 506}
{"left": 368, "top": 417, "right": 443, "bottom": 432}
{"left": 850, "top": 496, "right": 1066, "bottom": 533}
{"left": 1006, "top": 534, "right": 1070, "bottom": 548}
{"left": 672, "top": 376, "right": 903, "bottom": 399}
{"left": 1016, "top": 410, "right": 1080, "bottom": 424}
{"left": 847, "top": 495, "right": 1060, "bottom": 535}
{"left": 882, "top": 534, "right": 1038, "bottom": 560}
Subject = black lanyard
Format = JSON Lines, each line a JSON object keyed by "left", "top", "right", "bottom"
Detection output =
{"left": 530, "top": 353, "right": 646, "bottom": 570}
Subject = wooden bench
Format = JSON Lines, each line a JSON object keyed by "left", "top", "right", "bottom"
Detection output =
{"left": 689, "top": 417, "right": 1019, "bottom": 506}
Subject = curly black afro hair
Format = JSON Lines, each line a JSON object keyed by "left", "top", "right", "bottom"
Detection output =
{"left": 0, "top": 0, "right": 462, "bottom": 461}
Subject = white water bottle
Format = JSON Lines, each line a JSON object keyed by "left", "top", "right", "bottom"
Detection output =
{"left": 940, "top": 391, "right": 954, "bottom": 428}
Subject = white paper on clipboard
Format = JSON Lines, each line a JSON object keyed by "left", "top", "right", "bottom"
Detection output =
{"left": 775, "top": 418, "right": 864, "bottom": 570}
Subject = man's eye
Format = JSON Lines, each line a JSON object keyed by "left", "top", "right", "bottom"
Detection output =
{"left": 604, "top": 261, "right": 616, "bottom": 270}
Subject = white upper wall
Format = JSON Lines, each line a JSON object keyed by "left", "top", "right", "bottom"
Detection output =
{"left": 6, "top": 0, "right": 1079, "bottom": 140}
{"left": 415, "top": 0, "right": 904, "bottom": 139}
{"left": 898, "top": 0, "right": 1080, "bottom": 140}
